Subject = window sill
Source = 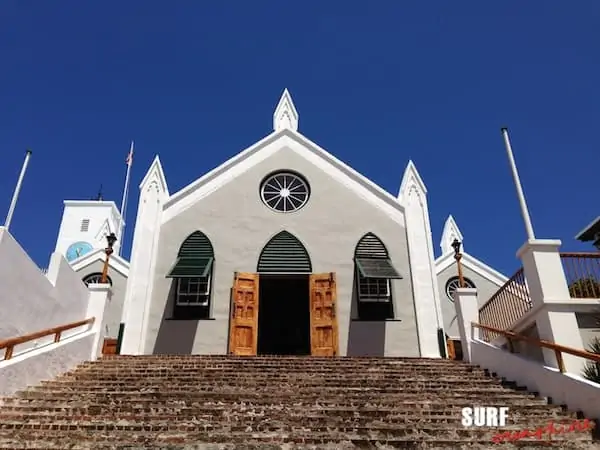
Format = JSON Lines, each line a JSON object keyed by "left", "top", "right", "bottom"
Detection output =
{"left": 350, "top": 318, "right": 402, "bottom": 322}
{"left": 165, "top": 317, "right": 216, "bottom": 321}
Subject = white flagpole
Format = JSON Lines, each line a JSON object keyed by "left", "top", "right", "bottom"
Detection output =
{"left": 501, "top": 127, "right": 535, "bottom": 240}
{"left": 4, "top": 149, "right": 32, "bottom": 231}
{"left": 118, "top": 141, "right": 134, "bottom": 256}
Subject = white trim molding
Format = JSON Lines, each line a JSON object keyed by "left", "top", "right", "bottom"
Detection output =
{"left": 399, "top": 160, "right": 445, "bottom": 358}
{"left": 162, "top": 128, "right": 406, "bottom": 226}
{"left": 70, "top": 248, "right": 130, "bottom": 278}
{"left": 435, "top": 252, "right": 508, "bottom": 288}
{"left": 120, "top": 155, "right": 168, "bottom": 355}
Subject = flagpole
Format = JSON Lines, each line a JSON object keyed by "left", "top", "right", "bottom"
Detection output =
{"left": 4, "top": 150, "right": 32, "bottom": 231}
{"left": 118, "top": 141, "right": 133, "bottom": 256}
{"left": 501, "top": 127, "right": 535, "bottom": 240}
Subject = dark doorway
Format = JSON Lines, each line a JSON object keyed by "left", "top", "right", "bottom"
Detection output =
{"left": 258, "top": 274, "right": 311, "bottom": 355}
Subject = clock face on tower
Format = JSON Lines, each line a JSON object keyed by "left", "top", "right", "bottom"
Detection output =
{"left": 66, "top": 241, "right": 93, "bottom": 262}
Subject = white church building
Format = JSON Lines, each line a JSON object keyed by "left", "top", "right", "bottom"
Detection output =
{"left": 54, "top": 90, "right": 509, "bottom": 358}
{"left": 5, "top": 89, "right": 599, "bottom": 417}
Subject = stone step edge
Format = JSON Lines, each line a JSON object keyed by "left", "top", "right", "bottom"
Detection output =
{"left": 2, "top": 398, "right": 549, "bottom": 406}
{"left": 0, "top": 430, "right": 593, "bottom": 444}
{"left": 13, "top": 392, "right": 542, "bottom": 399}
{"left": 23, "top": 387, "right": 527, "bottom": 394}
{"left": 0, "top": 422, "right": 590, "bottom": 433}
{"left": 0, "top": 413, "right": 576, "bottom": 423}
{"left": 0, "top": 404, "right": 566, "bottom": 413}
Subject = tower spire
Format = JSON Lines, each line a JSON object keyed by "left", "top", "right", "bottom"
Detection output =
{"left": 273, "top": 88, "right": 299, "bottom": 132}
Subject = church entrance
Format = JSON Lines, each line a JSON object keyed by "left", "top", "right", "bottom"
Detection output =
{"left": 257, "top": 274, "right": 310, "bottom": 355}
{"left": 228, "top": 231, "right": 339, "bottom": 357}
{"left": 228, "top": 271, "right": 339, "bottom": 357}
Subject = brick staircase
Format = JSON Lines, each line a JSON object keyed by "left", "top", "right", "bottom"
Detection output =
{"left": 0, "top": 355, "right": 597, "bottom": 449}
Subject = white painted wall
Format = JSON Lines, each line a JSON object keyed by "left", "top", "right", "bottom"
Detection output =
{"left": 0, "top": 227, "right": 90, "bottom": 342}
{"left": 0, "top": 227, "right": 113, "bottom": 396}
{"left": 471, "top": 339, "right": 600, "bottom": 421}
{"left": 0, "top": 331, "right": 96, "bottom": 397}
{"left": 54, "top": 200, "right": 123, "bottom": 257}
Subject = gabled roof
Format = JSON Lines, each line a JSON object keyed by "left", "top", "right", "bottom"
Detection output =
{"left": 162, "top": 127, "right": 407, "bottom": 225}
{"left": 69, "top": 248, "right": 129, "bottom": 278}
{"left": 435, "top": 214, "right": 507, "bottom": 287}
{"left": 435, "top": 251, "right": 508, "bottom": 287}
{"left": 440, "top": 215, "right": 464, "bottom": 255}
{"left": 575, "top": 216, "right": 600, "bottom": 242}
{"left": 63, "top": 200, "right": 123, "bottom": 224}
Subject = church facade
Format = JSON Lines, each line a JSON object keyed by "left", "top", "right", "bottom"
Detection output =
{"left": 98, "top": 90, "right": 504, "bottom": 358}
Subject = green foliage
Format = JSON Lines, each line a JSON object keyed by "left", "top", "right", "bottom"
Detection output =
{"left": 568, "top": 277, "right": 600, "bottom": 299}
{"left": 583, "top": 337, "right": 600, "bottom": 383}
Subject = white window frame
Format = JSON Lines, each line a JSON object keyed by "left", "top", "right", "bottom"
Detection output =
{"left": 356, "top": 268, "right": 391, "bottom": 302}
{"left": 176, "top": 274, "right": 212, "bottom": 307}
{"left": 445, "top": 276, "right": 476, "bottom": 302}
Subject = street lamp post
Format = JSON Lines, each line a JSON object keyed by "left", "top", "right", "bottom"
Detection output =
{"left": 451, "top": 238, "right": 465, "bottom": 288}
{"left": 101, "top": 233, "right": 117, "bottom": 284}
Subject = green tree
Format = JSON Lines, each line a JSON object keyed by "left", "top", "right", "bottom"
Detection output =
{"left": 582, "top": 311, "right": 600, "bottom": 383}
{"left": 583, "top": 338, "right": 600, "bottom": 383}
{"left": 568, "top": 277, "right": 600, "bottom": 299}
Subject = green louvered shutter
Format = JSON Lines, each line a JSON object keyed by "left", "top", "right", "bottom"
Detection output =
{"left": 257, "top": 231, "right": 312, "bottom": 273}
{"left": 178, "top": 231, "right": 214, "bottom": 259}
{"left": 355, "top": 233, "right": 389, "bottom": 259}
{"left": 166, "top": 231, "right": 215, "bottom": 278}
{"left": 354, "top": 232, "right": 402, "bottom": 279}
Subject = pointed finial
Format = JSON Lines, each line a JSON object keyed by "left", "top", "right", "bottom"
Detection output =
{"left": 273, "top": 88, "right": 299, "bottom": 132}
{"left": 441, "top": 215, "right": 464, "bottom": 255}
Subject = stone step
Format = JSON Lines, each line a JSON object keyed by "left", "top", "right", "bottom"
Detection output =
{"left": 95, "top": 356, "right": 467, "bottom": 363}
{"left": 92, "top": 364, "right": 469, "bottom": 368}
{"left": 0, "top": 422, "right": 593, "bottom": 440}
{"left": 74, "top": 366, "right": 481, "bottom": 373}
{"left": 0, "top": 414, "right": 580, "bottom": 432}
{"left": 0, "top": 427, "right": 594, "bottom": 446}
{"left": 53, "top": 371, "right": 495, "bottom": 378}
{"left": 0, "top": 355, "right": 594, "bottom": 448}
{"left": 64, "top": 368, "right": 489, "bottom": 377}
{"left": 76, "top": 357, "right": 480, "bottom": 365}
{"left": 28, "top": 382, "right": 519, "bottom": 393}
{"left": 11, "top": 389, "right": 544, "bottom": 402}
{"left": 1, "top": 395, "right": 549, "bottom": 408}
{"left": 40, "top": 376, "right": 502, "bottom": 388}
{"left": 0, "top": 402, "right": 567, "bottom": 417}
{"left": 1, "top": 437, "right": 596, "bottom": 450}
{"left": 83, "top": 359, "right": 472, "bottom": 366}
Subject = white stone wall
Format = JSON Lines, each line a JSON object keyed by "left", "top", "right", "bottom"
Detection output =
{"left": 0, "top": 227, "right": 90, "bottom": 342}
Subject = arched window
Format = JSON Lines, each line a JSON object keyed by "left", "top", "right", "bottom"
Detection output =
{"left": 82, "top": 272, "right": 112, "bottom": 286}
{"left": 445, "top": 276, "right": 476, "bottom": 301}
{"left": 166, "top": 231, "right": 215, "bottom": 319}
{"left": 257, "top": 231, "right": 312, "bottom": 273}
{"left": 354, "top": 233, "right": 402, "bottom": 320}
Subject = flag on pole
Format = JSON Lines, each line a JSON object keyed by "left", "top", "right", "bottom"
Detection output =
{"left": 126, "top": 143, "right": 133, "bottom": 166}
{"left": 118, "top": 141, "right": 134, "bottom": 256}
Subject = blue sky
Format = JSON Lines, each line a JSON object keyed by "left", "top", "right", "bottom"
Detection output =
{"left": 0, "top": 1, "right": 598, "bottom": 277}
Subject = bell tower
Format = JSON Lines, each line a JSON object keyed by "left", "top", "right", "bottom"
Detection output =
{"left": 54, "top": 198, "right": 123, "bottom": 262}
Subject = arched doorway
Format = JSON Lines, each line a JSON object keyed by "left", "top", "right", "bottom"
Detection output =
{"left": 256, "top": 231, "right": 312, "bottom": 355}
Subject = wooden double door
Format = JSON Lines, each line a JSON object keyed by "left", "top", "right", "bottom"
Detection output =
{"left": 446, "top": 338, "right": 463, "bottom": 361}
{"left": 228, "top": 272, "right": 339, "bottom": 356}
